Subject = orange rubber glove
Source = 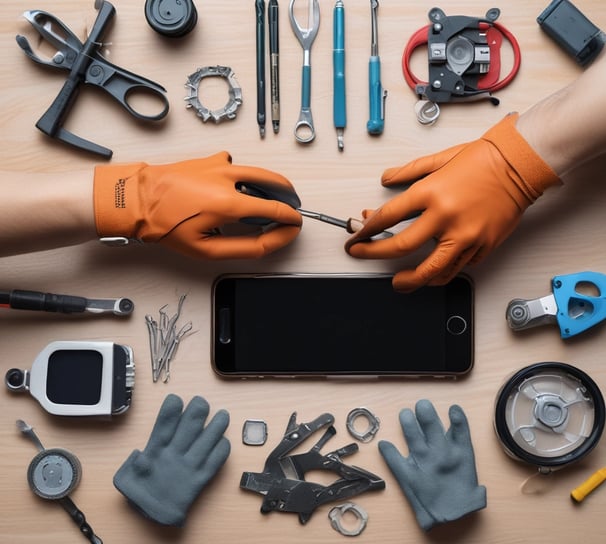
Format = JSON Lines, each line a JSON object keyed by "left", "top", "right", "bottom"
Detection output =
{"left": 94, "top": 152, "right": 302, "bottom": 259}
{"left": 345, "top": 113, "right": 561, "bottom": 292}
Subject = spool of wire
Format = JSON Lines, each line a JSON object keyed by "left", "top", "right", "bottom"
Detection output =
{"left": 494, "top": 362, "right": 605, "bottom": 473}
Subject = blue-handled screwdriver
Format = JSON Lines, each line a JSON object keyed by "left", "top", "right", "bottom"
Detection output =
{"left": 367, "top": 0, "right": 386, "bottom": 135}
{"left": 333, "top": 0, "right": 346, "bottom": 151}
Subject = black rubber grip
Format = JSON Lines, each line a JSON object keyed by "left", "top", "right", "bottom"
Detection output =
{"left": 9, "top": 290, "right": 87, "bottom": 313}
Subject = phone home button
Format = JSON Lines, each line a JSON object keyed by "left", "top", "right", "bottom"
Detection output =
{"left": 446, "top": 315, "right": 467, "bottom": 335}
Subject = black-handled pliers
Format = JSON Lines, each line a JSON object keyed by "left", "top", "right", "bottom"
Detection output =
{"left": 16, "top": 1, "right": 169, "bottom": 158}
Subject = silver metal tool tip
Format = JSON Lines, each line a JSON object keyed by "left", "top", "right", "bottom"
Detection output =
{"left": 259, "top": 126, "right": 266, "bottom": 138}
{"left": 337, "top": 128, "right": 344, "bottom": 151}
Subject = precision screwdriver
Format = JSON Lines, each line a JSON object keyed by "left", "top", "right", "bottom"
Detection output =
{"left": 333, "top": 0, "right": 346, "bottom": 151}
{"left": 367, "top": 0, "right": 386, "bottom": 135}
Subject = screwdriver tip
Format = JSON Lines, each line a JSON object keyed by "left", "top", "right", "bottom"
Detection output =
{"left": 337, "top": 129, "right": 344, "bottom": 151}
{"left": 259, "top": 126, "right": 266, "bottom": 138}
{"left": 272, "top": 121, "right": 279, "bottom": 134}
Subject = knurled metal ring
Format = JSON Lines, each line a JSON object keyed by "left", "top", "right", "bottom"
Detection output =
{"left": 346, "top": 407, "right": 380, "bottom": 443}
{"left": 328, "top": 502, "right": 368, "bottom": 537}
{"left": 184, "top": 65, "right": 242, "bottom": 123}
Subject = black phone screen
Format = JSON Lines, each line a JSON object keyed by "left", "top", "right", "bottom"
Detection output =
{"left": 212, "top": 274, "right": 473, "bottom": 377}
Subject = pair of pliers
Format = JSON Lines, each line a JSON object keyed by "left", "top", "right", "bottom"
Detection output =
{"left": 506, "top": 271, "right": 606, "bottom": 338}
{"left": 17, "top": 1, "right": 168, "bottom": 158}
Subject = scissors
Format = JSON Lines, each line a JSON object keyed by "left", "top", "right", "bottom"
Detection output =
{"left": 16, "top": 1, "right": 169, "bottom": 158}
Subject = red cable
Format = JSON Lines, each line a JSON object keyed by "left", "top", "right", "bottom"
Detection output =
{"left": 402, "top": 21, "right": 521, "bottom": 95}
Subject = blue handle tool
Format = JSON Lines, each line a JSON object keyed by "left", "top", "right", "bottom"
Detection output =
{"left": 367, "top": 0, "right": 386, "bottom": 135}
{"left": 506, "top": 271, "right": 606, "bottom": 338}
{"left": 333, "top": 0, "right": 346, "bottom": 150}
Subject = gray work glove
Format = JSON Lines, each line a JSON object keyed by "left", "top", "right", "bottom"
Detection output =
{"left": 113, "top": 394, "right": 230, "bottom": 526}
{"left": 379, "top": 399, "right": 486, "bottom": 531}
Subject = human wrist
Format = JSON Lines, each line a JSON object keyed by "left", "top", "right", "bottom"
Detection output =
{"left": 481, "top": 113, "right": 561, "bottom": 205}
{"left": 93, "top": 162, "right": 148, "bottom": 239}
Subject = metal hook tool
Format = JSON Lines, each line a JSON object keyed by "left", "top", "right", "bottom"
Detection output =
{"left": 289, "top": 0, "right": 320, "bottom": 144}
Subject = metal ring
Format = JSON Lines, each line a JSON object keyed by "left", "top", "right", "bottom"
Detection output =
{"left": 328, "top": 502, "right": 368, "bottom": 537}
{"left": 415, "top": 99, "right": 440, "bottom": 125}
{"left": 184, "top": 65, "right": 243, "bottom": 123}
{"left": 346, "top": 407, "right": 380, "bottom": 443}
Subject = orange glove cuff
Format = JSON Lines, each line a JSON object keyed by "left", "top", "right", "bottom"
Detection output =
{"left": 481, "top": 113, "right": 561, "bottom": 203}
{"left": 94, "top": 163, "right": 148, "bottom": 239}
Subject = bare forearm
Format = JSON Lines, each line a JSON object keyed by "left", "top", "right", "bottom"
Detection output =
{"left": 0, "top": 170, "right": 96, "bottom": 257}
{"left": 517, "top": 52, "right": 606, "bottom": 177}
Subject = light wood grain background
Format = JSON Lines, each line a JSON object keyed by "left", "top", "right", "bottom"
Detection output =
{"left": 1, "top": 1, "right": 606, "bottom": 542}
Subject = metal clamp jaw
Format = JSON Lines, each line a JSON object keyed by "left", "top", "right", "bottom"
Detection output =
{"left": 506, "top": 271, "right": 606, "bottom": 338}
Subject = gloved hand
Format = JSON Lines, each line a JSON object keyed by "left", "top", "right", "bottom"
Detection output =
{"left": 113, "top": 394, "right": 230, "bottom": 527}
{"left": 94, "top": 151, "right": 302, "bottom": 259}
{"left": 345, "top": 113, "right": 561, "bottom": 291}
{"left": 379, "top": 399, "right": 486, "bottom": 531}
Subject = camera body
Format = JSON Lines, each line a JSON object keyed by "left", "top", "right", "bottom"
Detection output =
{"left": 6, "top": 341, "right": 135, "bottom": 416}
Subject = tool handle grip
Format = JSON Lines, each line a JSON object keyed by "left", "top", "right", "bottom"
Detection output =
{"left": 571, "top": 468, "right": 606, "bottom": 502}
{"left": 333, "top": 49, "right": 346, "bottom": 127}
{"left": 301, "top": 64, "right": 312, "bottom": 109}
{"left": 9, "top": 290, "right": 87, "bottom": 313}
{"left": 367, "top": 56, "right": 385, "bottom": 135}
{"left": 59, "top": 497, "right": 103, "bottom": 543}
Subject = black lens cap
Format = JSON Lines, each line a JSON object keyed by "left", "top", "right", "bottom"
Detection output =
{"left": 145, "top": 0, "right": 198, "bottom": 38}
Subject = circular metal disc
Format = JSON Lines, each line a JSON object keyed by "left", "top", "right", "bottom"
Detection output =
{"left": 27, "top": 448, "right": 81, "bottom": 500}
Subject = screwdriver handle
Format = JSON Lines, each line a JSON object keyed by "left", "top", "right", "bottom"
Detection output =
{"left": 571, "top": 467, "right": 606, "bottom": 502}
{"left": 333, "top": 1, "right": 346, "bottom": 130}
{"left": 367, "top": 55, "right": 385, "bottom": 134}
{"left": 7, "top": 290, "right": 87, "bottom": 313}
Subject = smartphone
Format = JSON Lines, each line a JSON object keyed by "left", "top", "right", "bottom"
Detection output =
{"left": 211, "top": 274, "right": 473, "bottom": 378}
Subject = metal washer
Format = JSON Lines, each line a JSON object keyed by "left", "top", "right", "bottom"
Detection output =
{"left": 328, "top": 502, "right": 369, "bottom": 537}
{"left": 346, "top": 407, "right": 380, "bottom": 443}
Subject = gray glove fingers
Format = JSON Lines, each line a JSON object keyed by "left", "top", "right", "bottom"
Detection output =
{"left": 144, "top": 394, "right": 185, "bottom": 454}
{"left": 398, "top": 407, "right": 429, "bottom": 456}
{"left": 414, "top": 399, "right": 448, "bottom": 449}
{"left": 171, "top": 396, "right": 211, "bottom": 454}
{"left": 191, "top": 436, "right": 231, "bottom": 489}
{"left": 185, "top": 409, "right": 231, "bottom": 466}
{"left": 446, "top": 404, "right": 473, "bottom": 448}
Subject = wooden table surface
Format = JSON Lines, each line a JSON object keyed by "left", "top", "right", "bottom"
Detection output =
{"left": 2, "top": 1, "right": 606, "bottom": 542}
